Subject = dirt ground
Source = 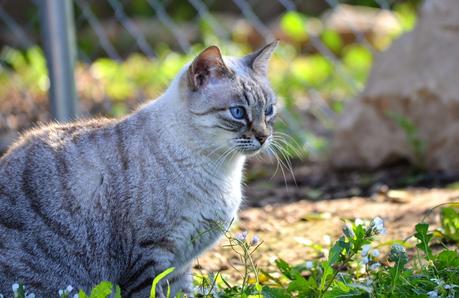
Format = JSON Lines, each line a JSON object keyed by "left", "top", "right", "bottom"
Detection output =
{"left": 195, "top": 160, "right": 459, "bottom": 281}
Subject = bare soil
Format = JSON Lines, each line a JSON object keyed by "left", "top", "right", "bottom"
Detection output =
{"left": 195, "top": 160, "right": 459, "bottom": 281}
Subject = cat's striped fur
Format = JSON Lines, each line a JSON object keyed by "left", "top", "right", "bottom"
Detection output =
{"left": 0, "top": 42, "right": 278, "bottom": 297}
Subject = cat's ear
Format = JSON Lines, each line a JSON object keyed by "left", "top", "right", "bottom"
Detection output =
{"left": 243, "top": 40, "right": 279, "bottom": 76}
{"left": 187, "top": 46, "right": 231, "bottom": 91}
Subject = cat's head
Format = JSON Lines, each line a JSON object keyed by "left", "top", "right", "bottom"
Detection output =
{"left": 180, "top": 41, "right": 278, "bottom": 157}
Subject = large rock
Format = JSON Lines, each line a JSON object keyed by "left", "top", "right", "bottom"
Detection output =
{"left": 330, "top": 0, "right": 459, "bottom": 172}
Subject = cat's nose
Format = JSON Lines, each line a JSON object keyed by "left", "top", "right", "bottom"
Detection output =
{"left": 255, "top": 134, "right": 268, "bottom": 145}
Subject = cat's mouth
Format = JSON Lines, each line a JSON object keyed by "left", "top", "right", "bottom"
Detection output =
{"left": 233, "top": 137, "right": 271, "bottom": 156}
{"left": 235, "top": 143, "right": 270, "bottom": 156}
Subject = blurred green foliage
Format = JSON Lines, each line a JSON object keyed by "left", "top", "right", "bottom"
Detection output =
{"left": 440, "top": 207, "right": 459, "bottom": 243}
{"left": 280, "top": 12, "right": 308, "bottom": 42}
{"left": 0, "top": 3, "right": 419, "bottom": 158}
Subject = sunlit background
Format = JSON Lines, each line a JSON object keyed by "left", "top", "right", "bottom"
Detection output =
{"left": 2, "top": 1, "right": 459, "bottom": 295}
{"left": 0, "top": 0, "right": 419, "bottom": 157}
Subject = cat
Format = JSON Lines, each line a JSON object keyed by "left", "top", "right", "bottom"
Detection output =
{"left": 0, "top": 41, "right": 278, "bottom": 297}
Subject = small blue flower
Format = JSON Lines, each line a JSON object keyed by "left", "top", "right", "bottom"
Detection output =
{"left": 371, "top": 249, "right": 380, "bottom": 258}
{"left": 369, "top": 262, "right": 381, "bottom": 271}
{"left": 371, "top": 217, "right": 385, "bottom": 234}
{"left": 250, "top": 235, "right": 260, "bottom": 246}
{"left": 361, "top": 256, "right": 369, "bottom": 265}
{"left": 361, "top": 245, "right": 371, "bottom": 257}
{"left": 235, "top": 231, "right": 248, "bottom": 241}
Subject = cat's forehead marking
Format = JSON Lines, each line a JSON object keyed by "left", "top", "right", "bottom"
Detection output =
{"left": 235, "top": 76, "right": 271, "bottom": 108}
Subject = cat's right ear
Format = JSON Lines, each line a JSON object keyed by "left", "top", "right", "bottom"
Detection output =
{"left": 187, "top": 46, "right": 231, "bottom": 91}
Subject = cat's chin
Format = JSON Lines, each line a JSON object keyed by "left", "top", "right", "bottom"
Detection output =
{"left": 237, "top": 148, "right": 263, "bottom": 157}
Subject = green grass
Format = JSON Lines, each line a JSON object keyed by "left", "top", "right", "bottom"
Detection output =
{"left": 5, "top": 204, "right": 458, "bottom": 298}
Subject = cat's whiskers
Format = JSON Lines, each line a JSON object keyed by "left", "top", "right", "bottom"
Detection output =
{"left": 272, "top": 132, "right": 305, "bottom": 159}
{"left": 270, "top": 140, "right": 297, "bottom": 187}
{"left": 266, "top": 146, "right": 281, "bottom": 179}
{"left": 266, "top": 144, "right": 289, "bottom": 191}
{"left": 271, "top": 133, "right": 303, "bottom": 179}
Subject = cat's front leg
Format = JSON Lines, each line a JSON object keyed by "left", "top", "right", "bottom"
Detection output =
{"left": 168, "top": 265, "right": 194, "bottom": 297}
{"left": 123, "top": 249, "right": 175, "bottom": 298}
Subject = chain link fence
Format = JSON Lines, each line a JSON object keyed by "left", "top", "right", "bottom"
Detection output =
{"left": 0, "top": 0, "right": 418, "bottom": 154}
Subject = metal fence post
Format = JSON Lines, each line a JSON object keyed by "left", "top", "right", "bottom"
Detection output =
{"left": 40, "top": 0, "right": 78, "bottom": 122}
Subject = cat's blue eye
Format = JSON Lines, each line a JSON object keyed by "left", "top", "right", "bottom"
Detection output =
{"left": 265, "top": 104, "right": 274, "bottom": 116}
{"left": 230, "top": 106, "right": 246, "bottom": 120}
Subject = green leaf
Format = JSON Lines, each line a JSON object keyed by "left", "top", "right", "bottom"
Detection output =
{"left": 150, "top": 267, "right": 175, "bottom": 298}
{"left": 319, "top": 261, "right": 335, "bottom": 291}
{"left": 328, "top": 237, "right": 346, "bottom": 265}
{"left": 88, "top": 281, "right": 113, "bottom": 298}
{"left": 435, "top": 250, "right": 459, "bottom": 269}
{"left": 114, "top": 285, "right": 122, "bottom": 298}
{"left": 440, "top": 207, "right": 459, "bottom": 243}
{"left": 275, "top": 259, "right": 295, "bottom": 280}
{"left": 351, "top": 225, "right": 369, "bottom": 253}
{"left": 287, "top": 275, "right": 316, "bottom": 296}
{"left": 414, "top": 223, "right": 433, "bottom": 259}
{"left": 323, "top": 281, "right": 366, "bottom": 298}
{"left": 16, "top": 284, "right": 26, "bottom": 298}
{"left": 261, "top": 286, "right": 290, "bottom": 298}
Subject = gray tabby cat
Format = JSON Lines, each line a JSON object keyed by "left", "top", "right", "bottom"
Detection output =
{"left": 0, "top": 41, "right": 278, "bottom": 297}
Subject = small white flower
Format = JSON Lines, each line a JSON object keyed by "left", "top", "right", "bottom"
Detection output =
{"left": 355, "top": 218, "right": 364, "bottom": 226}
{"left": 372, "top": 216, "right": 383, "bottom": 226}
{"left": 250, "top": 235, "right": 260, "bottom": 246}
{"left": 369, "top": 262, "right": 381, "bottom": 271}
{"left": 427, "top": 290, "right": 439, "bottom": 297}
{"left": 430, "top": 278, "right": 444, "bottom": 286}
{"left": 371, "top": 217, "right": 385, "bottom": 234}
{"left": 12, "top": 284, "right": 19, "bottom": 293}
{"left": 361, "top": 244, "right": 371, "bottom": 257}
{"left": 444, "top": 284, "right": 458, "bottom": 290}
{"left": 361, "top": 256, "right": 369, "bottom": 265}
{"left": 73, "top": 294, "right": 79, "bottom": 298}
{"left": 66, "top": 285, "right": 73, "bottom": 293}
{"left": 305, "top": 261, "right": 314, "bottom": 269}
{"left": 235, "top": 231, "right": 248, "bottom": 241}
{"left": 59, "top": 290, "right": 64, "bottom": 296}
{"left": 323, "top": 235, "right": 331, "bottom": 246}
{"left": 371, "top": 249, "right": 380, "bottom": 258}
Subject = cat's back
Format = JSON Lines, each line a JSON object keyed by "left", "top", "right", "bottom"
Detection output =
{"left": 0, "top": 118, "right": 117, "bottom": 294}
{"left": 0, "top": 117, "right": 117, "bottom": 220}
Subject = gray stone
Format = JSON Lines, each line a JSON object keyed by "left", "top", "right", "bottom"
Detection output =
{"left": 330, "top": 0, "right": 459, "bottom": 171}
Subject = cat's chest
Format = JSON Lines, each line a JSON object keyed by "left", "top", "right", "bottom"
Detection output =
{"left": 172, "top": 173, "right": 242, "bottom": 265}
